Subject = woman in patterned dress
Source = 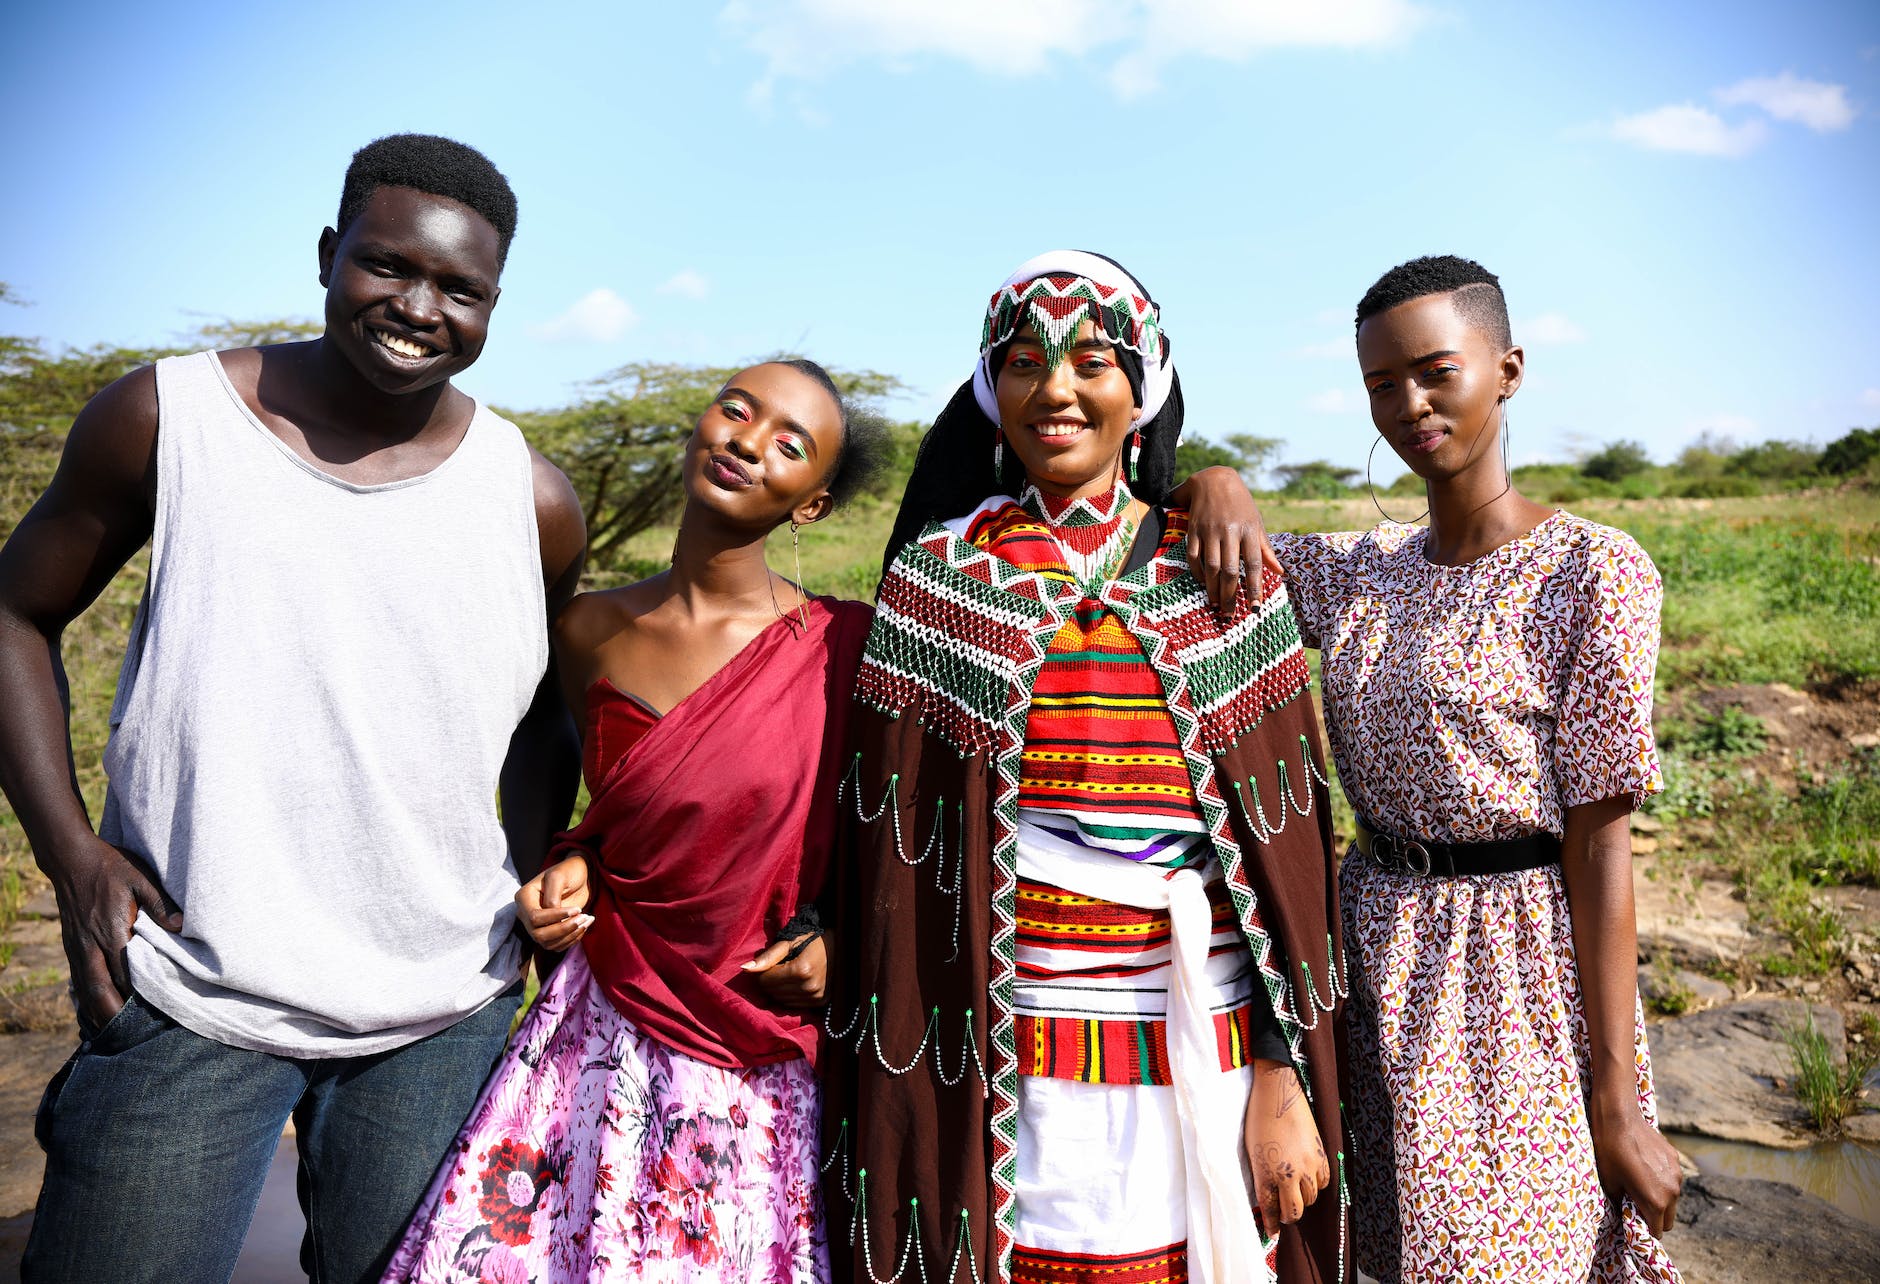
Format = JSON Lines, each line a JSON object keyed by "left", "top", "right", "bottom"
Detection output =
{"left": 825, "top": 251, "right": 1348, "bottom": 1284}
{"left": 1226, "top": 256, "right": 1684, "bottom": 1282}
{"left": 382, "top": 360, "right": 884, "bottom": 1284}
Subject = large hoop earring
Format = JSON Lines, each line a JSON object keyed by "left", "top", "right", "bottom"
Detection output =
{"left": 1366, "top": 436, "right": 1430, "bottom": 526}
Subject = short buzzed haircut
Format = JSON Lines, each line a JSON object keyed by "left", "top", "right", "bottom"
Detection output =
{"left": 1355, "top": 255, "right": 1513, "bottom": 351}
{"left": 336, "top": 134, "right": 519, "bottom": 267}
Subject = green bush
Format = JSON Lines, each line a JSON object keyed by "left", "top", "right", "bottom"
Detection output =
{"left": 1581, "top": 440, "right": 1653, "bottom": 482}
{"left": 1687, "top": 705, "right": 1768, "bottom": 757}
{"left": 1664, "top": 474, "right": 1762, "bottom": 499}
{"left": 1793, "top": 751, "right": 1880, "bottom": 885}
{"left": 1820, "top": 427, "right": 1880, "bottom": 476}
{"left": 1646, "top": 750, "right": 1718, "bottom": 820}
{"left": 1727, "top": 439, "right": 1822, "bottom": 480}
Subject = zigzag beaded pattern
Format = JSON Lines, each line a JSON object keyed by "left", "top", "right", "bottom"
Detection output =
{"left": 1134, "top": 563, "right": 1313, "bottom": 753}
{"left": 857, "top": 529, "right": 1058, "bottom": 759}
{"left": 981, "top": 274, "right": 1162, "bottom": 372}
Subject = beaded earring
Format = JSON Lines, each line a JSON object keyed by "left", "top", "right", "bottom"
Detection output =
{"left": 994, "top": 428, "right": 1004, "bottom": 480}
{"left": 1127, "top": 429, "right": 1142, "bottom": 484}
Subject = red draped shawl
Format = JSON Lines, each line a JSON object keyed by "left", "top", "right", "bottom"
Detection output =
{"left": 551, "top": 597, "right": 872, "bottom": 1070}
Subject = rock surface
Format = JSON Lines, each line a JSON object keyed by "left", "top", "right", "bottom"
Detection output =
{"left": 1640, "top": 963, "right": 1734, "bottom": 1013}
{"left": 1651, "top": 999, "right": 1840, "bottom": 1147}
{"left": 1661, "top": 1173, "right": 1880, "bottom": 1282}
{"left": 1635, "top": 863, "right": 1757, "bottom": 970}
{"left": 0, "top": 1032, "right": 69, "bottom": 1217}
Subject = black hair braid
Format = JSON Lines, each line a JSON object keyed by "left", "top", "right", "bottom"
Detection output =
{"left": 881, "top": 379, "right": 994, "bottom": 578}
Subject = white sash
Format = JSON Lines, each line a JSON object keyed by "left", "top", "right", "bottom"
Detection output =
{"left": 1017, "top": 819, "right": 1273, "bottom": 1284}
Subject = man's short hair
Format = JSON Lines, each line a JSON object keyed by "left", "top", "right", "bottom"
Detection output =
{"left": 1355, "top": 255, "right": 1513, "bottom": 351}
{"left": 336, "top": 134, "right": 519, "bottom": 266}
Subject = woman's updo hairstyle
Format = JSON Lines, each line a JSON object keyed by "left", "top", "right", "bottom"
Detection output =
{"left": 770, "top": 358, "right": 890, "bottom": 512}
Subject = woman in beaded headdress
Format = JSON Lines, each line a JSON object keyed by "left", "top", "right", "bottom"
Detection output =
{"left": 824, "top": 251, "right": 1350, "bottom": 1284}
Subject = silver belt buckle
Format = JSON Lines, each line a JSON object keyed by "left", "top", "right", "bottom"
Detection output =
{"left": 1372, "top": 832, "right": 1432, "bottom": 877}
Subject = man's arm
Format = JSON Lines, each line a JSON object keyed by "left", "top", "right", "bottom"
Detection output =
{"left": 0, "top": 366, "right": 183, "bottom": 1029}
{"left": 497, "top": 450, "right": 587, "bottom": 885}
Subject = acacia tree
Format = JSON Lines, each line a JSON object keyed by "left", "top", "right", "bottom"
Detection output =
{"left": 1174, "top": 432, "right": 1281, "bottom": 490}
{"left": 0, "top": 287, "right": 320, "bottom": 531}
{"left": 1275, "top": 459, "right": 1360, "bottom": 498}
{"left": 506, "top": 358, "right": 905, "bottom": 567}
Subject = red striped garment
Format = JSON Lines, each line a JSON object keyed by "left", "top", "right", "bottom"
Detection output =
{"left": 969, "top": 485, "right": 1268, "bottom": 1086}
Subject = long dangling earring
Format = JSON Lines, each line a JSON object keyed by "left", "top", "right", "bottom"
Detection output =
{"left": 789, "top": 519, "right": 810, "bottom": 630}
{"left": 1127, "top": 430, "right": 1142, "bottom": 486}
{"left": 1500, "top": 397, "right": 1512, "bottom": 489}
{"left": 993, "top": 428, "right": 1005, "bottom": 482}
{"left": 1366, "top": 435, "right": 1430, "bottom": 526}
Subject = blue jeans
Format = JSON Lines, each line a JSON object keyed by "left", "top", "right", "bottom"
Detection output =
{"left": 23, "top": 984, "right": 521, "bottom": 1284}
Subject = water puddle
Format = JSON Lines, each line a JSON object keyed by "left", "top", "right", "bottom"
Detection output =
{"left": 1670, "top": 1132, "right": 1880, "bottom": 1225}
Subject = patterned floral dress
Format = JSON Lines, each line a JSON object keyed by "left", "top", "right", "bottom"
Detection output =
{"left": 382, "top": 679, "right": 831, "bottom": 1284}
{"left": 1270, "top": 512, "right": 1682, "bottom": 1284}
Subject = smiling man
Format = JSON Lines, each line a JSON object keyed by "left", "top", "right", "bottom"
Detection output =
{"left": 0, "top": 134, "right": 587, "bottom": 1283}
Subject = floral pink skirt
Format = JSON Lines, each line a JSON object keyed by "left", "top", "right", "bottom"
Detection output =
{"left": 382, "top": 947, "right": 829, "bottom": 1283}
{"left": 1342, "top": 855, "right": 1682, "bottom": 1283}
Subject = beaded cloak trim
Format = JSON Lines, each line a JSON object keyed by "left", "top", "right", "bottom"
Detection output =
{"left": 981, "top": 274, "right": 1162, "bottom": 372}
{"left": 846, "top": 504, "right": 1336, "bottom": 1282}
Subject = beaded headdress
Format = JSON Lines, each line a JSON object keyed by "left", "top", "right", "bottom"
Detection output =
{"left": 969, "top": 249, "right": 1177, "bottom": 433}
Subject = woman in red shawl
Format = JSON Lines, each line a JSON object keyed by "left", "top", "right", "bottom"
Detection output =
{"left": 383, "top": 359, "right": 883, "bottom": 1284}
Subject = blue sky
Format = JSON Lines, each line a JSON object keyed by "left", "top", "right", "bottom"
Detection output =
{"left": 3, "top": 0, "right": 1875, "bottom": 482}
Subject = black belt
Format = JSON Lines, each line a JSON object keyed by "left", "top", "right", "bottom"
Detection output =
{"left": 1354, "top": 819, "right": 1560, "bottom": 877}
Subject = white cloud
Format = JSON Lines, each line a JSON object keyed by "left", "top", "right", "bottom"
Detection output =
{"left": 1716, "top": 73, "right": 1855, "bottom": 132}
{"left": 1291, "top": 337, "right": 1354, "bottom": 359}
{"left": 1306, "top": 388, "right": 1357, "bottom": 414}
{"left": 1609, "top": 103, "right": 1767, "bottom": 157}
{"left": 657, "top": 269, "right": 711, "bottom": 300}
{"left": 529, "top": 288, "right": 637, "bottom": 343}
{"left": 1861, "top": 388, "right": 1880, "bottom": 409}
{"left": 1517, "top": 313, "right": 1586, "bottom": 344}
{"left": 1114, "top": 0, "right": 1429, "bottom": 98}
{"left": 719, "top": 0, "right": 1428, "bottom": 103}
{"left": 721, "top": 0, "right": 1124, "bottom": 102}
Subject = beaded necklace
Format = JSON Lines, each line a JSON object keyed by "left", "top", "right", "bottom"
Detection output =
{"left": 1020, "top": 478, "right": 1139, "bottom": 597}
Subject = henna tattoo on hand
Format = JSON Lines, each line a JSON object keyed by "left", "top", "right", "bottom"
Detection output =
{"left": 1272, "top": 1066, "right": 1303, "bottom": 1119}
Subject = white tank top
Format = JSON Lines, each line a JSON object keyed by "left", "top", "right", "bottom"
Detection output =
{"left": 107, "top": 350, "right": 547, "bottom": 1057}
